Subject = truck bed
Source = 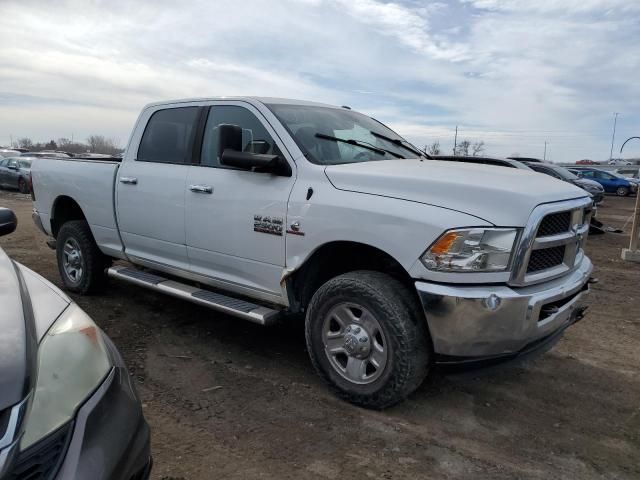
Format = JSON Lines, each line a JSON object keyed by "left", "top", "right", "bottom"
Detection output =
{"left": 31, "top": 157, "right": 123, "bottom": 257}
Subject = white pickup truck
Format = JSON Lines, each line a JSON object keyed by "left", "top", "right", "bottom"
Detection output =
{"left": 31, "top": 97, "right": 594, "bottom": 408}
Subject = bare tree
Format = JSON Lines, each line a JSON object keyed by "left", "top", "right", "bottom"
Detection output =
{"left": 425, "top": 141, "right": 441, "bottom": 156}
{"left": 86, "top": 135, "right": 120, "bottom": 155}
{"left": 454, "top": 140, "right": 471, "bottom": 156}
{"left": 471, "top": 141, "right": 485, "bottom": 157}
{"left": 17, "top": 137, "right": 33, "bottom": 149}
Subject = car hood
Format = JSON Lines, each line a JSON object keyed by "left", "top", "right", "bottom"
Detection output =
{"left": 574, "top": 178, "right": 603, "bottom": 191}
{"left": 324, "top": 159, "right": 589, "bottom": 226}
{"left": 0, "top": 248, "right": 69, "bottom": 410}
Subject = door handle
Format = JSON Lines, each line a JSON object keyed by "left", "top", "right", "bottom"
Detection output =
{"left": 119, "top": 177, "right": 138, "bottom": 185}
{"left": 189, "top": 185, "right": 213, "bottom": 194}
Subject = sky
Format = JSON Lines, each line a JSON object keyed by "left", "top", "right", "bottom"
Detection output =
{"left": 1, "top": 0, "right": 640, "bottom": 162}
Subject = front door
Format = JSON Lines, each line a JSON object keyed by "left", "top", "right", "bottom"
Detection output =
{"left": 116, "top": 105, "right": 200, "bottom": 271}
{"left": 185, "top": 102, "right": 296, "bottom": 300}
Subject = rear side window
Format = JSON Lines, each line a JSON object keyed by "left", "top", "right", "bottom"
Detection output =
{"left": 138, "top": 107, "right": 200, "bottom": 163}
{"left": 200, "top": 106, "right": 281, "bottom": 167}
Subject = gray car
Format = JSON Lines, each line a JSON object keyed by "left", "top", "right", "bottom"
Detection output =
{"left": 0, "top": 208, "right": 151, "bottom": 479}
{"left": 0, "top": 157, "right": 32, "bottom": 193}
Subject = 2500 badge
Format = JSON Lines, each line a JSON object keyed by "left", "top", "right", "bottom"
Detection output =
{"left": 254, "top": 215, "right": 283, "bottom": 236}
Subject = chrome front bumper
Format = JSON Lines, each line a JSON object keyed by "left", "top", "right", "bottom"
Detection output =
{"left": 416, "top": 257, "right": 593, "bottom": 360}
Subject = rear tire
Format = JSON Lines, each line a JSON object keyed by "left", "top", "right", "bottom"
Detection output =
{"left": 56, "top": 220, "right": 110, "bottom": 294}
{"left": 616, "top": 186, "right": 629, "bottom": 196}
{"left": 305, "top": 271, "right": 430, "bottom": 409}
{"left": 17, "top": 177, "right": 28, "bottom": 194}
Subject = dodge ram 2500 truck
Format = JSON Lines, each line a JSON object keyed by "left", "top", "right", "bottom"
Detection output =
{"left": 31, "top": 97, "right": 594, "bottom": 408}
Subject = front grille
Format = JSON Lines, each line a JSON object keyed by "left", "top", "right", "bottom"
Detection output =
{"left": 527, "top": 246, "right": 566, "bottom": 273}
{"left": 8, "top": 422, "right": 73, "bottom": 480}
{"left": 537, "top": 211, "right": 571, "bottom": 236}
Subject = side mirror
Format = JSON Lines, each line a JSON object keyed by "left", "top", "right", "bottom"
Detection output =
{"left": 0, "top": 208, "right": 17, "bottom": 237}
{"left": 221, "top": 150, "right": 292, "bottom": 177}
{"left": 8, "top": 165, "right": 18, "bottom": 171}
{"left": 218, "top": 123, "right": 291, "bottom": 177}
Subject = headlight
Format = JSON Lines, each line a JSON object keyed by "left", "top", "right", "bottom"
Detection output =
{"left": 21, "top": 304, "right": 111, "bottom": 449}
{"left": 422, "top": 228, "right": 519, "bottom": 272}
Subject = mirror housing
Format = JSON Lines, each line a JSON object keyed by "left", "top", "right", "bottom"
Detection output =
{"left": 7, "top": 165, "right": 18, "bottom": 171}
{"left": 221, "top": 150, "right": 292, "bottom": 177}
{"left": 218, "top": 123, "right": 292, "bottom": 177}
{"left": 0, "top": 208, "right": 17, "bottom": 237}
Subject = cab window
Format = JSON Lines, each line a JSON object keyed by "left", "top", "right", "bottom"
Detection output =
{"left": 200, "top": 106, "right": 281, "bottom": 167}
{"left": 138, "top": 107, "right": 200, "bottom": 164}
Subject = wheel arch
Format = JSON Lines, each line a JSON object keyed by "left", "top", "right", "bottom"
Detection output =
{"left": 286, "top": 240, "right": 419, "bottom": 313}
{"left": 50, "top": 195, "right": 87, "bottom": 238}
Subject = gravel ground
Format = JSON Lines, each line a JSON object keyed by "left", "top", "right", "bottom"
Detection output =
{"left": 1, "top": 190, "right": 639, "bottom": 480}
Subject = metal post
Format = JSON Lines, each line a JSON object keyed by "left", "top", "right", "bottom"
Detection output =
{"left": 453, "top": 125, "right": 458, "bottom": 156}
{"left": 622, "top": 192, "right": 640, "bottom": 262}
{"left": 609, "top": 112, "right": 619, "bottom": 161}
{"left": 543, "top": 141, "right": 547, "bottom": 161}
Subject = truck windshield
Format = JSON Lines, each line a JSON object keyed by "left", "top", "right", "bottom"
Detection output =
{"left": 267, "top": 104, "right": 420, "bottom": 165}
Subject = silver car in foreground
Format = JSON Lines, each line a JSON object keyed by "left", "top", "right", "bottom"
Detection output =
{"left": 0, "top": 208, "right": 152, "bottom": 479}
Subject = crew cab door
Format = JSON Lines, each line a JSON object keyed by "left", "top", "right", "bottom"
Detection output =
{"left": 116, "top": 105, "right": 200, "bottom": 270}
{"left": 184, "top": 102, "right": 296, "bottom": 301}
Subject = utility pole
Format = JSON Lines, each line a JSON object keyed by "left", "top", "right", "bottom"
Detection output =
{"left": 609, "top": 112, "right": 619, "bottom": 161}
{"left": 453, "top": 125, "right": 458, "bottom": 156}
{"left": 543, "top": 141, "right": 547, "bottom": 161}
{"left": 10, "top": 134, "right": 13, "bottom": 148}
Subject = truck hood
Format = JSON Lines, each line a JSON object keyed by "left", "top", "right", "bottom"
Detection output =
{"left": 324, "top": 160, "right": 589, "bottom": 226}
{"left": 0, "top": 248, "right": 70, "bottom": 411}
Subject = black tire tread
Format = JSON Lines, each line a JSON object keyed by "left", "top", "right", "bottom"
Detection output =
{"left": 305, "top": 271, "right": 430, "bottom": 409}
{"left": 56, "top": 220, "right": 110, "bottom": 294}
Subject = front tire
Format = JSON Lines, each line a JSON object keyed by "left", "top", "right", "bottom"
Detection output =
{"left": 56, "top": 220, "right": 110, "bottom": 294}
{"left": 18, "top": 177, "right": 29, "bottom": 194}
{"left": 616, "top": 186, "right": 629, "bottom": 196}
{"left": 305, "top": 271, "right": 430, "bottom": 409}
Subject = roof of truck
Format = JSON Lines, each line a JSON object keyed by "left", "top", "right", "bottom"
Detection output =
{"left": 143, "top": 97, "right": 343, "bottom": 110}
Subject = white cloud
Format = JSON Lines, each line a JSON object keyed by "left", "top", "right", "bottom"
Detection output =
{"left": 0, "top": 0, "right": 639, "bottom": 160}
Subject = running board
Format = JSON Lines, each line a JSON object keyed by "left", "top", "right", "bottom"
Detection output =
{"left": 107, "top": 266, "right": 280, "bottom": 325}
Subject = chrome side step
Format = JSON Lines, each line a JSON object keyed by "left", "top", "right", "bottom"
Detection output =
{"left": 107, "top": 266, "right": 280, "bottom": 325}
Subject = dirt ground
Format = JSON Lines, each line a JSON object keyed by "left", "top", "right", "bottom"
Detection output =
{"left": 1, "top": 190, "right": 639, "bottom": 480}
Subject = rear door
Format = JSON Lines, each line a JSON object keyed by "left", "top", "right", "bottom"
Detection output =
{"left": 184, "top": 102, "right": 296, "bottom": 300}
{"left": 116, "top": 105, "right": 201, "bottom": 271}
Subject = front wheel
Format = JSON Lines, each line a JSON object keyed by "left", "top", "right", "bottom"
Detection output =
{"left": 616, "top": 186, "right": 629, "bottom": 196}
{"left": 305, "top": 271, "right": 430, "bottom": 409}
{"left": 56, "top": 220, "right": 111, "bottom": 294}
{"left": 18, "top": 177, "right": 29, "bottom": 194}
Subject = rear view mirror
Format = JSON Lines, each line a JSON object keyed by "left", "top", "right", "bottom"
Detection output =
{"left": 8, "top": 165, "right": 18, "bottom": 171}
{"left": 0, "top": 208, "right": 17, "bottom": 237}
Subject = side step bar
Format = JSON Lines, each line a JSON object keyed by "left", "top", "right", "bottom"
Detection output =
{"left": 107, "top": 266, "right": 280, "bottom": 325}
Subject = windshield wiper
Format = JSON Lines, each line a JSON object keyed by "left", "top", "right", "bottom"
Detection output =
{"left": 315, "top": 133, "right": 388, "bottom": 156}
{"left": 370, "top": 131, "right": 428, "bottom": 158}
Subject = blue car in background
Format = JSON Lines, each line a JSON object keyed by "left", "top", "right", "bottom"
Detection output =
{"left": 568, "top": 167, "right": 637, "bottom": 197}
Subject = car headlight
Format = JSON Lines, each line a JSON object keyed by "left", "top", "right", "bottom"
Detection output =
{"left": 21, "top": 304, "right": 111, "bottom": 449}
{"left": 422, "top": 228, "right": 519, "bottom": 272}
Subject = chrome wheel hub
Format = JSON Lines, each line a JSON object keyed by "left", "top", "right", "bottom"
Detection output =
{"left": 62, "top": 239, "right": 84, "bottom": 284}
{"left": 322, "top": 303, "right": 388, "bottom": 385}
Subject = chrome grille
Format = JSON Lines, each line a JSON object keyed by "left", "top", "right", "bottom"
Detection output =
{"left": 537, "top": 211, "right": 571, "bottom": 237}
{"left": 510, "top": 197, "right": 592, "bottom": 286}
{"left": 527, "top": 246, "right": 566, "bottom": 273}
